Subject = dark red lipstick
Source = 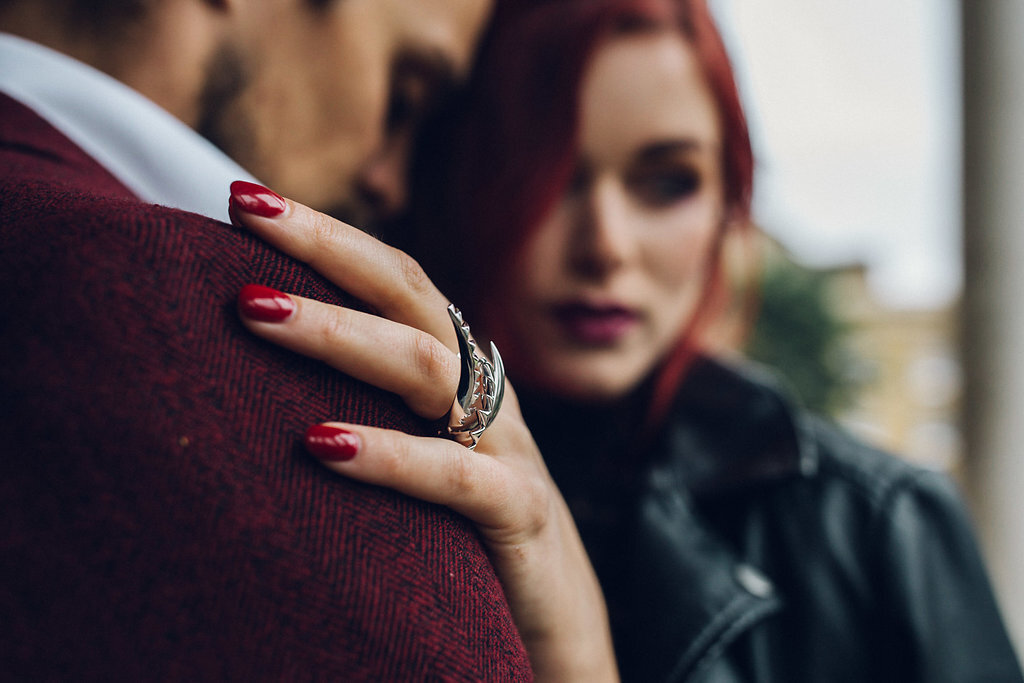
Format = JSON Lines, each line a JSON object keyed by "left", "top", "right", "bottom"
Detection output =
{"left": 553, "top": 302, "right": 639, "bottom": 345}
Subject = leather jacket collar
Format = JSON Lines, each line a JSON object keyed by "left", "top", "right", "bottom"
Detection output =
{"left": 612, "top": 356, "right": 802, "bottom": 681}
{"left": 662, "top": 355, "right": 819, "bottom": 499}
{"left": 526, "top": 355, "right": 816, "bottom": 682}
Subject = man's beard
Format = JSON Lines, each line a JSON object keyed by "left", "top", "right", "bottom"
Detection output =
{"left": 195, "top": 42, "right": 253, "bottom": 175}
{"left": 193, "top": 42, "right": 387, "bottom": 239}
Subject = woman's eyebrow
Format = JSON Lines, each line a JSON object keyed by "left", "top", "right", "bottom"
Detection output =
{"left": 635, "top": 139, "right": 708, "bottom": 162}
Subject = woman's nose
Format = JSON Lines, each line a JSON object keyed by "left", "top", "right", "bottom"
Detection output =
{"left": 569, "top": 181, "right": 636, "bottom": 277}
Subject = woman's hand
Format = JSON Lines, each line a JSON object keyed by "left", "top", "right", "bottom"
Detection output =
{"left": 227, "top": 181, "right": 618, "bottom": 682}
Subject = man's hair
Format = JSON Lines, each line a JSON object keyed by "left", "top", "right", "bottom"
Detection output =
{"left": 0, "top": 0, "right": 341, "bottom": 30}
{"left": 51, "top": 0, "right": 336, "bottom": 32}
{"left": 0, "top": 0, "right": 153, "bottom": 33}
{"left": 63, "top": 0, "right": 154, "bottom": 33}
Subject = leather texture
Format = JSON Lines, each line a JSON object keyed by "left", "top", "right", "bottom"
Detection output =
{"left": 0, "top": 93, "right": 532, "bottom": 681}
{"left": 533, "top": 356, "right": 1023, "bottom": 683}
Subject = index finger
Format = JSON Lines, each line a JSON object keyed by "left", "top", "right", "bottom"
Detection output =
{"left": 228, "top": 181, "right": 456, "bottom": 351}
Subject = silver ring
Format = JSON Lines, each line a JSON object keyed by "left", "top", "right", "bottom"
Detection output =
{"left": 446, "top": 304, "right": 505, "bottom": 450}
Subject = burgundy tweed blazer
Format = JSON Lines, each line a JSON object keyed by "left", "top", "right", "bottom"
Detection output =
{"left": 0, "top": 93, "right": 531, "bottom": 681}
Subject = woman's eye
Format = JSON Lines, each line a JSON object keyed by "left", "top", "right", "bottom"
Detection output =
{"left": 630, "top": 168, "right": 701, "bottom": 206}
{"left": 386, "top": 83, "right": 420, "bottom": 132}
{"left": 386, "top": 65, "right": 433, "bottom": 134}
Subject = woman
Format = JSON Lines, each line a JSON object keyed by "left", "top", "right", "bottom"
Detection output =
{"left": 228, "top": 0, "right": 1023, "bottom": 680}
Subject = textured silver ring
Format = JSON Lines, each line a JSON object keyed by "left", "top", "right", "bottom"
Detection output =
{"left": 446, "top": 304, "right": 505, "bottom": 450}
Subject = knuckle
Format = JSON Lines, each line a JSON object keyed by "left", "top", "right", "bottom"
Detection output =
{"left": 373, "top": 432, "right": 411, "bottom": 481}
{"left": 517, "top": 475, "right": 551, "bottom": 535}
{"left": 306, "top": 211, "right": 341, "bottom": 264}
{"left": 413, "top": 333, "right": 454, "bottom": 384}
{"left": 363, "top": 248, "right": 418, "bottom": 313}
{"left": 392, "top": 250, "right": 436, "bottom": 303}
{"left": 410, "top": 334, "right": 457, "bottom": 412}
{"left": 477, "top": 467, "right": 551, "bottom": 538}
{"left": 314, "top": 309, "right": 354, "bottom": 355}
{"left": 444, "top": 452, "right": 480, "bottom": 501}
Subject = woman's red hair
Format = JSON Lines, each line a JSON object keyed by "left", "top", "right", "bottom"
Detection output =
{"left": 409, "top": 0, "right": 753, "bottom": 431}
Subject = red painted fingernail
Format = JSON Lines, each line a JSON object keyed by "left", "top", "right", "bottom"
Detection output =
{"left": 306, "top": 425, "right": 360, "bottom": 461}
{"left": 230, "top": 180, "right": 287, "bottom": 217}
{"left": 237, "top": 284, "right": 296, "bottom": 322}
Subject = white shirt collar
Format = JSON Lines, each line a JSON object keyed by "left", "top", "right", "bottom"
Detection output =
{"left": 0, "top": 32, "right": 258, "bottom": 223}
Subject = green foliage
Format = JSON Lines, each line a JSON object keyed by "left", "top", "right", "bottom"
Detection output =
{"left": 745, "top": 261, "right": 856, "bottom": 415}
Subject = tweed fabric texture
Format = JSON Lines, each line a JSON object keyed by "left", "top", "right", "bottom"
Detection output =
{"left": 0, "top": 93, "right": 532, "bottom": 681}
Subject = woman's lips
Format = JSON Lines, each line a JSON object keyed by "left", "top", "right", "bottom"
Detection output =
{"left": 552, "top": 302, "right": 640, "bottom": 345}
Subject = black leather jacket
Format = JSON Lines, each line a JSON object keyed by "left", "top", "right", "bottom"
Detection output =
{"left": 530, "top": 357, "right": 1023, "bottom": 683}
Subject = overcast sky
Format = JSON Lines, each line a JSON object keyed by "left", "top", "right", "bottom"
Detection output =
{"left": 711, "top": 0, "right": 962, "bottom": 309}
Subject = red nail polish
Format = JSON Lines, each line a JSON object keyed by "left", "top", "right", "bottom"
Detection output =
{"left": 306, "top": 425, "right": 360, "bottom": 461}
{"left": 229, "top": 180, "right": 287, "bottom": 217}
{"left": 238, "top": 284, "right": 295, "bottom": 322}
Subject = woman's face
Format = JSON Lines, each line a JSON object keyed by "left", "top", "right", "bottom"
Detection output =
{"left": 496, "top": 31, "right": 726, "bottom": 401}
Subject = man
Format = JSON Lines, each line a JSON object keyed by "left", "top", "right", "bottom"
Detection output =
{"left": 0, "top": 0, "right": 532, "bottom": 678}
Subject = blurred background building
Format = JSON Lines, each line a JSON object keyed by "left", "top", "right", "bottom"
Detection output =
{"left": 710, "top": 0, "right": 1024, "bottom": 655}
{"left": 738, "top": 244, "right": 964, "bottom": 477}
